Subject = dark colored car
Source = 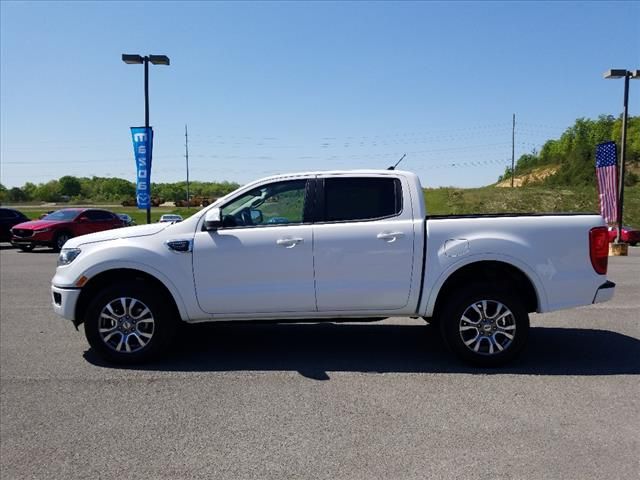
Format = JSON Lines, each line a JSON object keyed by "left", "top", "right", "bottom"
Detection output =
{"left": 607, "top": 225, "right": 640, "bottom": 246}
{"left": 0, "top": 208, "right": 30, "bottom": 243}
{"left": 10, "top": 208, "right": 123, "bottom": 252}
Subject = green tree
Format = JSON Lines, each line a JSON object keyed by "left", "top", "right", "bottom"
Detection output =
{"left": 34, "top": 180, "right": 61, "bottom": 202}
{"left": 58, "top": 176, "right": 82, "bottom": 197}
{"left": 8, "top": 187, "right": 28, "bottom": 202}
{"left": 22, "top": 182, "right": 37, "bottom": 200}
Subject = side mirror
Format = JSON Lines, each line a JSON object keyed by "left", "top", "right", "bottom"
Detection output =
{"left": 78, "top": 216, "right": 89, "bottom": 223}
{"left": 204, "top": 207, "right": 222, "bottom": 231}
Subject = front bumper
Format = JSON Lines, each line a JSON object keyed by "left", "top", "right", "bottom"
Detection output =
{"left": 593, "top": 280, "right": 616, "bottom": 304}
{"left": 51, "top": 285, "right": 81, "bottom": 322}
{"left": 11, "top": 237, "right": 54, "bottom": 248}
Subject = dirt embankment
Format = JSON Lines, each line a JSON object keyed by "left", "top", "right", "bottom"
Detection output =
{"left": 495, "top": 166, "right": 559, "bottom": 188}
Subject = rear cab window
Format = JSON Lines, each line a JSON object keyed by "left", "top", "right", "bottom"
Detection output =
{"left": 322, "top": 177, "right": 402, "bottom": 222}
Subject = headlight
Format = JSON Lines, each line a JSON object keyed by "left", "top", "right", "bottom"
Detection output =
{"left": 57, "top": 248, "right": 81, "bottom": 266}
{"left": 34, "top": 228, "right": 51, "bottom": 234}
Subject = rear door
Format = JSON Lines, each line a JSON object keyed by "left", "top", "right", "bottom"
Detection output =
{"left": 81, "top": 210, "right": 119, "bottom": 234}
{"left": 312, "top": 175, "right": 416, "bottom": 311}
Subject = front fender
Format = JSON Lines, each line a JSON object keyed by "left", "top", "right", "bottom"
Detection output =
{"left": 52, "top": 243, "right": 194, "bottom": 321}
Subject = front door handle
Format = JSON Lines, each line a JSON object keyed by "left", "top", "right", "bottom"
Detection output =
{"left": 276, "top": 237, "right": 304, "bottom": 248}
{"left": 376, "top": 232, "right": 404, "bottom": 242}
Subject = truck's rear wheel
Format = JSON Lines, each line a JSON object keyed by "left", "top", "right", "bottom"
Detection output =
{"left": 439, "top": 285, "right": 529, "bottom": 367}
{"left": 84, "top": 282, "right": 177, "bottom": 364}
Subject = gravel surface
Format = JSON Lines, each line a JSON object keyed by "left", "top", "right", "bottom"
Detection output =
{"left": 1, "top": 246, "right": 638, "bottom": 479}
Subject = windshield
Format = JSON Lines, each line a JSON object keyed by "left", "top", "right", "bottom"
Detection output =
{"left": 43, "top": 210, "right": 80, "bottom": 221}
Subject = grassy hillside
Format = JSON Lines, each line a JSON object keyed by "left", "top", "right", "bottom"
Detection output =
{"left": 425, "top": 184, "right": 640, "bottom": 227}
{"left": 499, "top": 115, "right": 640, "bottom": 188}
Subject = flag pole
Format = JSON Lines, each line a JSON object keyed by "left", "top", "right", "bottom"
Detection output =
{"left": 615, "top": 73, "right": 630, "bottom": 244}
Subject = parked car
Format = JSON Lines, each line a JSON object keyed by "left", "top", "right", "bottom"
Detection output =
{"left": 118, "top": 213, "right": 136, "bottom": 227}
{"left": 11, "top": 208, "right": 123, "bottom": 252}
{"left": 0, "top": 208, "right": 30, "bottom": 243}
{"left": 607, "top": 225, "right": 639, "bottom": 246}
{"left": 51, "top": 170, "right": 615, "bottom": 366}
{"left": 158, "top": 214, "right": 183, "bottom": 223}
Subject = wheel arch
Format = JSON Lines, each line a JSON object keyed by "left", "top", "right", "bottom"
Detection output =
{"left": 52, "top": 229, "right": 74, "bottom": 251}
{"left": 53, "top": 228, "right": 74, "bottom": 240}
{"left": 74, "top": 268, "right": 186, "bottom": 327}
{"left": 429, "top": 260, "right": 542, "bottom": 319}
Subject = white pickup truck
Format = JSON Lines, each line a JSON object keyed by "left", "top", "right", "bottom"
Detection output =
{"left": 51, "top": 170, "right": 615, "bottom": 366}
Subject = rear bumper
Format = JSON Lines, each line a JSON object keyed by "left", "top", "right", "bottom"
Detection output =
{"left": 593, "top": 280, "right": 615, "bottom": 304}
{"left": 51, "top": 285, "right": 81, "bottom": 322}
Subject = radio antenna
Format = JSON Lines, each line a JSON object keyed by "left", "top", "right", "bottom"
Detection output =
{"left": 387, "top": 153, "right": 406, "bottom": 170}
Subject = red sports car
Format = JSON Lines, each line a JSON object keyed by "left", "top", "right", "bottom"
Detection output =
{"left": 10, "top": 208, "right": 123, "bottom": 252}
{"left": 607, "top": 225, "right": 640, "bottom": 246}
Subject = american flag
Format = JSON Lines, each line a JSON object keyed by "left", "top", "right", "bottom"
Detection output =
{"left": 595, "top": 141, "right": 618, "bottom": 224}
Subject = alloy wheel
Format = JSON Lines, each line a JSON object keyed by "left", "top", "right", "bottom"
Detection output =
{"left": 98, "top": 297, "right": 155, "bottom": 353}
{"left": 458, "top": 300, "right": 516, "bottom": 355}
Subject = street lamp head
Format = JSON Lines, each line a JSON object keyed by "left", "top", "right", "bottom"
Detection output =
{"left": 122, "top": 54, "right": 144, "bottom": 65}
{"left": 603, "top": 69, "right": 629, "bottom": 79}
{"left": 149, "top": 55, "right": 170, "bottom": 66}
{"left": 631, "top": 70, "right": 640, "bottom": 79}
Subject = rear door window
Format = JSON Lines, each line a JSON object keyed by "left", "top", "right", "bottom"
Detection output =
{"left": 84, "top": 210, "right": 114, "bottom": 221}
{"left": 322, "top": 177, "right": 402, "bottom": 222}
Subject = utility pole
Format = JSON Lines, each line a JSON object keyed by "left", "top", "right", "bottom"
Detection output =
{"left": 185, "top": 124, "right": 190, "bottom": 211}
{"left": 511, "top": 113, "right": 515, "bottom": 188}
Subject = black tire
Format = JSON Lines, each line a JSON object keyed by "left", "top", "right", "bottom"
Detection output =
{"left": 53, "top": 231, "right": 72, "bottom": 252}
{"left": 439, "top": 284, "right": 529, "bottom": 367}
{"left": 84, "top": 281, "right": 178, "bottom": 364}
{"left": 18, "top": 245, "right": 35, "bottom": 252}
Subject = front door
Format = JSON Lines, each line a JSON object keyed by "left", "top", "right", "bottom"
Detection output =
{"left": 193, "top": 179, "right": 316, "bottom": 315}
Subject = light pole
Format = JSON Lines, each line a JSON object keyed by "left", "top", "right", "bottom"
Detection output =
{"left": 122, "top": 54, "right": 170, "bottom": 224}
{"left": 603, "top": 69, "right": 639, "bottom": 245}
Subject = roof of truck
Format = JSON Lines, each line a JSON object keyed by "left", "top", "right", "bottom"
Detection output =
{"left": 256, "top": 169, "right": 416, "bottom": 182}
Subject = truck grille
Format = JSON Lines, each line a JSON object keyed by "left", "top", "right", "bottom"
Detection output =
{"left": 12, "top": 229, "right": 33, "bottom": 238}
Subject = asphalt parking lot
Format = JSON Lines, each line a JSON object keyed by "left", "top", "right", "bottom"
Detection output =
{"left": 0, "top": 246, "right": 638, "bottom": 479}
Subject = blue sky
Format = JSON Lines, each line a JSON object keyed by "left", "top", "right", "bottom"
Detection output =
{"left": 1, "top": 1, "right": 639, "bottom": 188}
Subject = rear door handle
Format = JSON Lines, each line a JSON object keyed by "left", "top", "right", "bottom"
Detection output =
{"left": 276, "top": 237, "right": 304, "bottom": 248}
{"left": 377, "top": 232, "right": 404, "bottom": 242}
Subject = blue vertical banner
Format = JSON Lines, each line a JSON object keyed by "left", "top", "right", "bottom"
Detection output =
{"left": 130, "top": 127, "right": 154, "bottom": 209}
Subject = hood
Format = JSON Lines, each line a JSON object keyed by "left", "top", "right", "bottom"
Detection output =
{"left": 65, "top": 223, "right": 170, "bottom": 247}
{"left": 11, "top": 219, "right": 66, "bottom": 230}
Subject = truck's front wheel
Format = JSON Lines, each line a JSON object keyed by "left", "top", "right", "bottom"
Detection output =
{"left": 84, "top": 282, "right": 177, "bottom": 364}
{"left": 439, "top": 285, "right": 529, "bottom": 367}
